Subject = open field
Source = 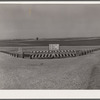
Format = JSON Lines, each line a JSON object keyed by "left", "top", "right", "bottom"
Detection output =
{"left": 0, "top": 46, "right": 100, "bottom": 89}
{"left": 1, "top": 37, "right": 100, "bottom": 47}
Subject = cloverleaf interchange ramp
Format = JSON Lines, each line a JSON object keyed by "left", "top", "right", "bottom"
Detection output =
{"left": 0, "top": 38, "right": 100, "bottom": 89}
{"left": 0, "top": 48, "right": 99, "bottom": 59}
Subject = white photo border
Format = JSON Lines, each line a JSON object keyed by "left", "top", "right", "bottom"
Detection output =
{"left": 0, "top": 1, "right": 100, "bottom": 99}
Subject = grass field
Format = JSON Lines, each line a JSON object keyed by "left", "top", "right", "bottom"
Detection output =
{"left": 0, "top": 45, "right": 100, "bottom": 89}
{"left": 1, "top": 37, "right": 100, "bottom": 47}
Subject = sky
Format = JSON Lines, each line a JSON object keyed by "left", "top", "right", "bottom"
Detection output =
{"left": 0, "top": 4, "right": 100, "bottom": 39}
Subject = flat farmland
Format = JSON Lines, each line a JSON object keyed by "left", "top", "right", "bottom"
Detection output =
{"left": 1, "top": 37, "right": 100, "bottom": 47}
{"left": 0, "top": 46, "right": 100, "bottom": 89}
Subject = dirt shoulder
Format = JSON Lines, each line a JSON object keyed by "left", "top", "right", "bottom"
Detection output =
{"left": 0, "top": 51, "right": 100, "bottom": 89}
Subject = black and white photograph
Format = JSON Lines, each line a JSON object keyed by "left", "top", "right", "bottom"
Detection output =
{"left": 0, "top": 3, "right": 100, "bottom": 90}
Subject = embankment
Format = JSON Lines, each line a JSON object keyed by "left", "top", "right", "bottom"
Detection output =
{"left": 0, "top": 51, "right": 100, "bottom": 89}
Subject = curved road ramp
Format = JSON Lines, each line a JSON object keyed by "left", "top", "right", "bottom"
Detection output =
{"left": 0, "top": 48, "right": 99, "bottom": 59}
{"left": 0, "top": 48, "right": 100, "bottom": 89}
